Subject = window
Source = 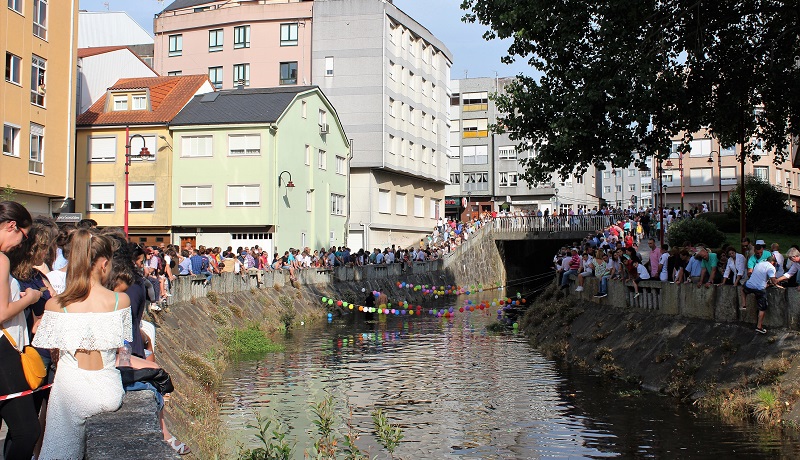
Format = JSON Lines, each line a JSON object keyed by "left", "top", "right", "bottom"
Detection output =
{"left": 280, "top": 23, "right": 298, "bottom": 46}
{"left": 413, "top": 195, "right": 424, "bottom": 217}
{"left": 603, "top": 171, "right": 611, "bottom": 179}
{"left": 690, "top": 167, "right": 713, "bottom": 186}
{"left": 208, "top": 29, "right": 223, "bottom": 52}
{"left": 305, "top": 144, "right": 311, "bottom": 165}
{"left": 318, "top": 149, "right": 326, "bottom": 170}
{"left": 227, "top": 185, "right": 260, "bottom": 206}
{"left": 688, "top": 138, "right": 712, "bottom": 157}
{"left": 432, "top": 83, "right": 437, "bottom": 101}
{"left": 498, "top": 146, "right": 516, "bottom": 159}
{"left": 389, "top": 61, "right": 396, "bottom": 80}
{"left": 167, "top": 71, "right": 182, "bottom": 76}
{"left": 627, "top": 168, "right": 636, "bottom": 177}
{"left": 378, "top": 189, "right": 390, "bottom": 213}
{"left": 462, "top": 92, "right": 488, "bottom": 111}
{"left": 88, "top": 136, "right": 116, "bottom": 162}
{"left": 132, "top": 94, "right": 147, "bottom": 110}
{"left": 306, "top": 191, "right": 312, "bottom": 212}
{"left": 88, "top": 184, "right": 115, "bottom": 212}
{"left": 396, "top": 192, "right": 407, "bottom": 215}
{"left": 233, "top": 63, "right": 250, "bottom": 86}
{"left": 408, "top": 142, "right": 415, "bottom": 160}
{"left": 421, "top": 78, "right": 427, "bottom": 97}
{"left": 641, "top": 183, "right": 652, "bottom": 193}
{"left": 409, "top": 107, "right": 415, "bottom": 126}
{"left": 388, "top": 98, "right": 395, "bottom": 117}
{"left": 388, "top": 135, "right": 395, "bottom": 155}
{"left": 499, "top": 172, "right": 518, "bottom": 187}
{"left": 301, "top": 101, "right": 307, "bottom": 118}
{"left": 331, "top": 193, "right": 345, "bottom": 216}
{"left": 432, "top": 117, "right": 438, "bottom": 135}
{"left": 421, "top": 146, "right": 427, "bottom": 163}
{"left": 628, "top": 183, "right": 636, "bottom": 192}
{"left": 721, "top": 166, "right": 737, "bottom": 185}
{"left": 180, "top": 186, "right": 212, "bottom": 207}
{"left": 5, "top": 53, "right": 21, "bottom": 84}
{"left": 408, "top": 71, "right": 415, "bottom": 91}
{"left": 450, "top": 94, "right": 460, "bottom": 106}
{"left": 463, "top": 172, "right": 489, "bottom": 191}
{"left": 29, "top": 123, "right": 43, "bottom": 174}
{"left": 8, "top": 0, "right": 21, "bottom": 13}
{"left": 462, "top": 119, "right": 488, "bottom": 138}
{"left": 32, "top": 0, "right": 46, "bottom": 39}
{"left": 208, "top": 66, "right": 223, "bottom": 89}
{"left": 113, "top": 95, "right": 128, "bottom": 111}
{"left": 3, "top": 124, "right": 20, "bottom": 157}
{"left": 429, "top": 198, "right": 437, "bottom": 219}
{"left": 449, "top": 172, "right": 460, "bottom": 184}
{"left": 603, "top": 186, "right": 611, "bottom": 193}
{"left": 129, "top": 184, "right": 155, "bottom": 211}
{"left": 280, "top": 62, "right": 297, "bottom": 85}
{"left": 30, "top": 55, "right": 45, "bottom": 106}
{"left": 576, "top": 175, "right": 584, "bottom": 184}
{"left": 462, "top": 145, "right": 488, "bottom": 165}
{"left": 325, "top": 57, "right": 334, "bottom": 76}
{"left": 318, "top": 109, "right": 327, "bottom": 126}
{"left": 753, "top": 166, "right": 768, "bottom": 182}
{"left": 336, "top": 155, "right": 346, "bottom": 175}
{"left": 721, "top": 145, "right": 736, "bottom": 156}
{"left": 168, "top": 34, "right": 183, "bottom": 57}
{"left": 234, "top": 25, "right": 250, "bottom": 49}
{"left": 432, "top": 149, "right": 437, "bottom": 166}
{"left": 228, "top": 134, "right": 260, "bottom": 156}
{"left": 181, "top": 135, "right": 212, "bottom": 157}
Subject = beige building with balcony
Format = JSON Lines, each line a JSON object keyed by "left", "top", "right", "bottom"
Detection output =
{"left": 2, "top": 0, "right": 78, "bottom": 216}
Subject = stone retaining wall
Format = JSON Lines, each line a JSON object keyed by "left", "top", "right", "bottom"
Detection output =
{"left": 566, "top": 275, "right": 800, "bottom": 329}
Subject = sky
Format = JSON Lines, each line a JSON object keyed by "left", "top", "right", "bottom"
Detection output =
{"left": 77, "top": 0, "right": 534, "bottom": 79}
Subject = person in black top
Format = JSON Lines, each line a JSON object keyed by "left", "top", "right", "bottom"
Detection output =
{"left": 364, "top": 291, "right": 375, "bottom": 321}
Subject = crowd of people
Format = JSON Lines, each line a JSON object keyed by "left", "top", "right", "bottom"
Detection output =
{"left": 0, "top": 201, "right": 189, "bottom": 459}
{"left": 554, "top": 214, "right": 800, "bottom": 335}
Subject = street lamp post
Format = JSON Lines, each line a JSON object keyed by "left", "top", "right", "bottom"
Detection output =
{"left": 124, "top": 128, "right": 153, "bottom": 238}
{"left": 787, "top": 180, "right": 792, "bottom": 211}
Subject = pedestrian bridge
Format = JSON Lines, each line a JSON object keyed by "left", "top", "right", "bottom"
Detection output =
{"left": 489, "top": 215, "right": 622, "bottom": 242}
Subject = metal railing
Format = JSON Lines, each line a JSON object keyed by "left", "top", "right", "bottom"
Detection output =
{"left": 492, "top": 214, "right": 626, "bottom": 233}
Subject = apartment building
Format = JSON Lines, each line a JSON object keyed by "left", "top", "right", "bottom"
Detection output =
{"left": 447, "top": 77, "right": 600, "bottom": 219}
{"left": 153, "top": 0, "right": 313, "bottom": 89}
{"left": 77, "top": 46, "right": 158, "bottom": 114}
{"left": 153, "top": 0, "right": 453, "bottom": 249}
{"left": 78, "top": 11, "right": 155, "bottom": 67}
{"left": 170, "top": 86, "right": 349, "bottom": 253}
{"left": 312, "top": 0, "right": 452, "bottom": 250}
{"left": 2, "top": 0, "right": 78, "bottom": 216}
{"left": 75, "top": 75, "right": 213, "bottom": 245}
{"left": 599, "top": 135, "right": 799, "bottom": 213}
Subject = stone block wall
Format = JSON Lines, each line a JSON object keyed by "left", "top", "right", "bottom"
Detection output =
{"left": 564, "top": 275, "right": 798, "bottom": 330}
{"left": 441, "top": 227, "right": 506, "bottom": 288}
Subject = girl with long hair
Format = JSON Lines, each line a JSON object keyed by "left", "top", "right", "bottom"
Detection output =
{"left": 0, "top": 201, "right": 42, "bottom": 459}
{"left": 32, "top": 230, "right": 132, "bottom": 459}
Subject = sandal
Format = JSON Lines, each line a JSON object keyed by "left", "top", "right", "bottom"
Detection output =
{"left": 166, "top": 436, "right": 191, "bottom": 455}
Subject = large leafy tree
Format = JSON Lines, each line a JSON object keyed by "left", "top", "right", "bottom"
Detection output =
{"left": 460, "top": 0, "right": 800, "bottom": 185}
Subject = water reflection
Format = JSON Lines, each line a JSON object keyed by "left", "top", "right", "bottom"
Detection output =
{"left": 220, "top": 296, "right": 800, "bottom": 459}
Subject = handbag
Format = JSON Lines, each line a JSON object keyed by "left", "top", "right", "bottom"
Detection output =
{"left": 118, "top": 366, "right": 175, "bottom": 395}
{"left": 2, "top": 328, "right": 46, "bottom": 390}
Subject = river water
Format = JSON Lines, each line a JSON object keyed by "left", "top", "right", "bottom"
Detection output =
{"left": 220, "top": 294, "right": 800, "bottom": 459}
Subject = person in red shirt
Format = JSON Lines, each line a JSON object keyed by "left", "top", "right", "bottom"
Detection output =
{"left": 560, "top": 248, "right": 581, "bottom": 289}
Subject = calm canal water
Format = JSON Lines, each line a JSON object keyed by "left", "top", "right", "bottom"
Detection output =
{"left": 220, "top": 294, "right": 800, "bottom": 459}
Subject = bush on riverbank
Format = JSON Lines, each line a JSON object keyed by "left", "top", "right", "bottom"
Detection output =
{"left": 667, "top": 217, "right": 726, "bottom": 248}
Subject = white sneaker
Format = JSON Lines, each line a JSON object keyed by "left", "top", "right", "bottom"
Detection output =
{"left": 165, "top": 292, "right": 172, "bottom": 297}
{"left": 575, "top": 286, "right": 584, "bottom": 292}
{"left": 149, "top": 303, "right": 162, "bottom": 312}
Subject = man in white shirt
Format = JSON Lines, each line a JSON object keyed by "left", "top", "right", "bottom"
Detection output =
{"left": 721, "top": 247, "right": 747, "bottom": 286}
{"left": 743, "top": 256, "right": 783, "bottom": 334}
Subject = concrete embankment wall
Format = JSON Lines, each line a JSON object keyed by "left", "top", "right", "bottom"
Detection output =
{"left": 86, "top": 260, "right": 485, "bottom": 457}
{"left": 522, "top": 277, "right": 800, "bottom": 412}
{"left": 442, "top": 226, "right": 507, "bottom": 288}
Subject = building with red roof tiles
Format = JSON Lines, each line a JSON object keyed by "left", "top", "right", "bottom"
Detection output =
{"left": 75, "top": 75, "right": 213, "bottom": 244}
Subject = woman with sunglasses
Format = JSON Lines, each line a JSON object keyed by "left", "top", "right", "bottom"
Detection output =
{"left": 0, "top": 201, "right": 43, "bottom": 459}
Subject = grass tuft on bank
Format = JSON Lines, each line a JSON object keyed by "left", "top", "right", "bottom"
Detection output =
{"left": 221, "top": 323, "right": 285, "bottom": 357}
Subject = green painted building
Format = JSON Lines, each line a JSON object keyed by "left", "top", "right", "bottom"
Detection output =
{"left": 170, "top": 86, "right": 349, "bottom": 255}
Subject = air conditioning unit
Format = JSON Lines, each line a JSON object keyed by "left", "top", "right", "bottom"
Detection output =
{"left": 319, "top": 123, "right": 329, "bottom": 134}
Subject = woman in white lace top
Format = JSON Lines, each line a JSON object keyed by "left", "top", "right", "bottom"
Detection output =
{"left": 32, "top": 230, "right": 131, "bottom": 460}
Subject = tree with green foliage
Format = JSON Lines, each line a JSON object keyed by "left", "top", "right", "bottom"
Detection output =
{"left": 459, "top": 0, "right": 799, "bottom": 187}
{"left": 727, "top": 175, "right": 786, "bottom": 226}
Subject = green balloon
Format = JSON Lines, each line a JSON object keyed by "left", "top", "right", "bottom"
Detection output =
{"left": 322, "top": 297, "right": 328, "bottom": 302}
{"left": 328, "top": 299, "right": 334, "bottom": 305}
{"left": 512, "top": 323, "right": 519, "bottom": 329}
